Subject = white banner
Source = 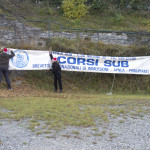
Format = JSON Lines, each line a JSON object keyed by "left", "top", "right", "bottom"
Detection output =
{"left": 8, "top": 48, "right": 150, "bottom": 75}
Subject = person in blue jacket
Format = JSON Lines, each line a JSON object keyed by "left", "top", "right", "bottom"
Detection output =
{"left": 0, "top": 48, "right": 15, "bottom": 90}
{"left": 49, "top": 49, "right": 62, "bottom": 93}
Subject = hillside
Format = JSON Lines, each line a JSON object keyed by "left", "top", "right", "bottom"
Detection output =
{"left": 0, "top": 0, "right": 150, "bottom": 32}
{"left": 0, "top": 0, "right": 150, "bottom": 94}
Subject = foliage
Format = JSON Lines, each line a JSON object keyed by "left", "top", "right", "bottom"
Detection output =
{"left": 112, "top": 13, "right": 124, "bottom": 23}
{"left": 90, "top": 0, "right": 108, "bottom": 11}
{"left": 29, "top": 0, "right": 62, "bottom": 6}
{"left": 62, "top": 0, "right": 89, "bottom": 19}
{"left": 89, "top": 0, "right": 150, "bottom": 11}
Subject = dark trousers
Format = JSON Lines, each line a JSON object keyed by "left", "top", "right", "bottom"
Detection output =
{"left": 54, "top": 71, "right": 62, "bottom": 91}
{"left": 0, "top": 66, "right": 11, "bottom": 88}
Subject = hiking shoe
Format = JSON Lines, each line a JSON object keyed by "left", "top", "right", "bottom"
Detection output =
{"left": 59, "top": 90, "right": 62, "bottom": 93}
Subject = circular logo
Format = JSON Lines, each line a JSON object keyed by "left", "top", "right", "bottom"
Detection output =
{"left": 11, "top": 50, "right": 29, "bottom": 68}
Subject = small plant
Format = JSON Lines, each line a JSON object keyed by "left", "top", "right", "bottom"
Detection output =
{"left": 93, "top": 133, "right": 103, "bottom": 136}
{"left": 109, "top": 132, "right": 117, "bottom": 139}
{"left": 112, "top": 13, "right": 124, "bottom": 23}
{"left": 36, "top": 131, "right": 43, "bottom": 135}
{"left": 118, "top": 120, "right": 124, "bottom": 123}
{"left": 91, "top": 128, "right": 99, "bottom": 131}
{"left": 101, "top": 130, "right": 106, "bottom": 134}
{"left": 72, "top": 130, "right": 80, "bottom": 135}
{"left": 44, "top": 130, "right": 52, "bottom": 134}
{"left": 22, "top": 142, "right": 27, "bottom": 145}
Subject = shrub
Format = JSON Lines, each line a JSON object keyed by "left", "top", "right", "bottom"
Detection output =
{"left": 62, "top": 0, "right": 89, "bottom": 19}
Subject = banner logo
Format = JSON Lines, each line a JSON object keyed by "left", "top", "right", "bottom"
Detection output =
{"left": 11, "top": 50, "right": 29, "bottom": 68}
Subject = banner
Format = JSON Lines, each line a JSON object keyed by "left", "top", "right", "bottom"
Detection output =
{"left": 9, "top": 48, "right": 150, "bottom": 75}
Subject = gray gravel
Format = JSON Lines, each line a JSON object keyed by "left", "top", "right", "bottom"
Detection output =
{"left": 1, "top": 115, "right": 150, "bottom": 150}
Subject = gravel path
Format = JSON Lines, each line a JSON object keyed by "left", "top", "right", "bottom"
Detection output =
{"left": 1, "top": 116, "right": 150, "bottom": 150}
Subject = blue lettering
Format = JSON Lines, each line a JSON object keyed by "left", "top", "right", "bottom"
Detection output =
{"left": 121, "top": 61, "right": 129, "bottom": 67}
{"left": 104, "top": 60, "right": 111, "bottom": 67}
{"left": 77, "top": 58, "right": 85, "bottom": 65}
{"left": 87, "top": 59, "right": 94, "bottom": 66}
{"left": 57, "top": 56, "right": 100, "bottom": 67}
{"left": 112, "top": 61, "right": 120, "bottom": 67}
{"left": 104, "top": 60, "right": 129, "bottom": 67}
{"left": 67, "top": 57, "right": 76, "bottom": 64}
{"left": 57, "top": 56, "right": 66, "bottom": 64}
{"left": 95, "top": 59, "right": 99, "bottom": 66}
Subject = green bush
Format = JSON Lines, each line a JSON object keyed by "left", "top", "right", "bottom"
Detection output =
{"left": 62, "top": 0, "right": 89, "bottom": 19}
{"left": 112, "top": 13, "right": 124, "bottom": 23}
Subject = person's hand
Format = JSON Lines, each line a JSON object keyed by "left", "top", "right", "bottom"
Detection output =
{"left": 49, "top": 47, "right": 52, "bottom": 53}
{"left": 0, "top": 47, "right": 4, "bottom": 52}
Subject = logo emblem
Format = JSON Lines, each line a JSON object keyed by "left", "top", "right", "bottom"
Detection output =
{"left": 11, "top": 50, "right": 29, "bottom": 68}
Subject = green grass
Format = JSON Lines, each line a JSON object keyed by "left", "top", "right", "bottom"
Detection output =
{"left": 32, "top": 7, "right": 150, "bottom": 32}
{"left": 1, "top": 1, "right": 150, "bottom": 32}
{"left": 0, "top": 94, "right": 150, "bottom": 134}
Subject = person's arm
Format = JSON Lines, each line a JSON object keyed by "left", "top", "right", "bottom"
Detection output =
{"left": 58, "top": 62, "right": 61, "bottom": 71}
{"left": 9, "top": 51, "right": 15, "bottom": 58}
{"left": 49, "top": 50, "right": 53, "bottom": 60}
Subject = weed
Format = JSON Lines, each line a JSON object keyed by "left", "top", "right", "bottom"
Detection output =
{"left": 91, "top": 128, "right": 99, "bottom": 131}
{"left": 109, "top": 132, "right": 117, "bottom": 139}
{"left": 101, "top": 130, "right": 106, "bottom": 134}
{"left": 93, "top": 133, "right": 103, "bottom": 136}
{"left": 22, "top": 142, "right": 27, "bottom": 145}
{"left": 72, "top": 131, "right": 80, "bottom": 135}
{"left": 118, "top": 120, "right": 124, "bottom": 124}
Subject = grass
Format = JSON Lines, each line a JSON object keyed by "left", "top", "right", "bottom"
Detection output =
{"left": 0, "top": 93, "right": 150, "bottom": 135}
{"left": 32, "top": 7, "right": 150, "bottom": 32}
{"left": 1, "top": 1, "right": 150, "bottom": 32}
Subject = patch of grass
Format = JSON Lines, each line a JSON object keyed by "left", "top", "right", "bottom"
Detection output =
{"left": 93, "top": 133, "right": 103, "bottom": 136}
{"left": 0, "top": 94, "right": 150, "bottom": 134}
{"left": 109, "top": 132, "right": 118, "bottom": 139}
{"left": 22, "top": 142, "right": 27, "bottom": 145}
{"left": 91, "top": 128, "right": 99, "bottom": 131}
{"left": 72, "top": 130, "right": 80, "bottom": 135}
{"left": 118, "top": 120, "right": 124, "bottom": 124}
{"left": 62, "top": 134, "right": 71, "bottom": 138}
{"left": 101, "top": 130, "right": 106, "bottom": 135}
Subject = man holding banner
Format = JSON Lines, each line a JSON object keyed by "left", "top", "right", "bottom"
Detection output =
{"left": 0, "top": 48, "right": 15, "bottom": 90}
{"left": 49, "top": 49, "right": 62, "bottom": 93}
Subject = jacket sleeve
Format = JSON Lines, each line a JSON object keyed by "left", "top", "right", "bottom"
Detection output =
{"left": 58, "top": 63, "right": 61, "bottom": 71}
{"left": 49, "top": 53, "right": 53, "bottom": 60}
{"left": 9, "top": 51, "right": 15, "bottom": 58}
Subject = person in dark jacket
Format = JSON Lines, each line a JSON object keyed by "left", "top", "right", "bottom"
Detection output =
{"left": 49, "top": 49, "right": 62, "bottom": 93}
{"left": 0, "top": 48, "right": 15, "bottom": 90}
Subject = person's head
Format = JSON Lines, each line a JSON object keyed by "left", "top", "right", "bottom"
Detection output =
{"left": 52, "top": 57, "right": 58, "bottom": 63}
{"left": 53, "top": 58, "right": 57, "bottom": 61}
{"left": 3, "top": 48, "right": 8, "bottom": 53}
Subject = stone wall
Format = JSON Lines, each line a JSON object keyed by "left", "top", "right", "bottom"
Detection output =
{"left": 0, "top": 20, "right": 149, "bottom": 47}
